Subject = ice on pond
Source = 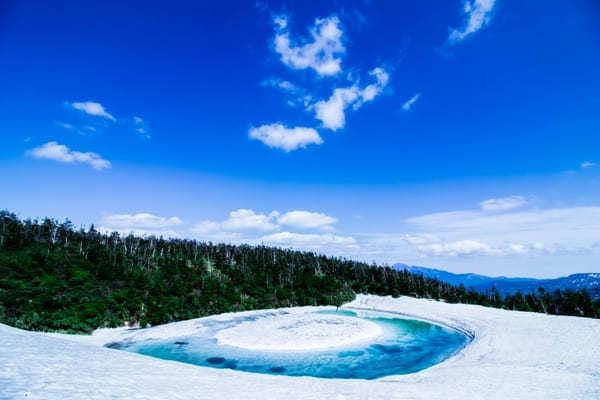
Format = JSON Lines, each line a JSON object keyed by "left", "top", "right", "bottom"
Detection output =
{"left": 215, "top": 313, "right": 384, "bottom": 351}
{"left": 111, "top": 309, "right": 468, "bottom": 380}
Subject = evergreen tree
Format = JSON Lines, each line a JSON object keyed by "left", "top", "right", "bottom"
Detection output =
{"left": 0, "top": 210, "right": 598, "bottom": 333}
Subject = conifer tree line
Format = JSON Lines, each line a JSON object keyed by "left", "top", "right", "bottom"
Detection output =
{"left": 0, "top": 211, "right": 598, "bottom": 333}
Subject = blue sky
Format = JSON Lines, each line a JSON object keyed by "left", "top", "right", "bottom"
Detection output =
{"left": 1, "top": 0, "right": 600, "bottom": 277}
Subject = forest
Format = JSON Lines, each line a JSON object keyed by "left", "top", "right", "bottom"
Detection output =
{"left": 1, "top": 210, "right": 598, "bottom": 333}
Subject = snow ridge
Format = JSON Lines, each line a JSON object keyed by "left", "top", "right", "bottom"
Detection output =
{"left": 1, "top": 296, "right": 599, "bottom": 399}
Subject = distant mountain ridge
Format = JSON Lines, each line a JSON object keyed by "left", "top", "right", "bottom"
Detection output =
{"left": 393, "top": 264, "right": 600, "bottom": 299}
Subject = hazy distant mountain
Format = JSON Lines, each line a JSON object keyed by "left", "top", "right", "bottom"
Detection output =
{"left": 392, "top": 264, "right": 600, "bottom": 299}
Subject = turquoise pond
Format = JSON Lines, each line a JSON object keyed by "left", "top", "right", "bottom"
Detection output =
{"left": 109, "top": 310, "right": 468, "bottom": 380}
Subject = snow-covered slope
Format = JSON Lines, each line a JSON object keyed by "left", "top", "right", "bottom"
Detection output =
{"left": 1, "top": 295, "right": 599, "bottom": 399}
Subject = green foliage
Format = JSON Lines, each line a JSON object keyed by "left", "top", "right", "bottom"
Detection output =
{"left": 0, "top": 210, "right": 598, "bottom": 333}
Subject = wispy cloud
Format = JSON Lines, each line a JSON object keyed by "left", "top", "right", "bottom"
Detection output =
{"left": 258, "top": 231, "right": 357, "bottom": 250}
{"left": 26, "top": 141, "right": 111, "bottom": 170}
{"left": 249, "top": 123, "right": 323, "bottom": 151}
{"left": 581, "top": 161, "right": 597, "bottom": 168}
{"left": 166, "top": 206, "right": 354, "bottom": 254}
{"left": 277, "top": 210, "right": 338, "bottom": 230}
{"left": 57, "top": 122, "right": 74, "bottom": 130}
{"left": 261, "top": 78, "right": 312, "bottom": 107}
{"left": 98, "top": 213, "right": 183, "bottom": 237}
{"left": 219, "top": 209, "right": 279, "bottom": 231}
{"left": 415, "top": 240, "right": 537, "bottom": 257}
{"left": 192, "top": 209, "right": 279, "bottom": 234}
{"left": 192, "top": 209, "right": 338, "bottom": 235}
{"left": 56, "top": 121, "right": 92, "bottom": 136}
{"left": 188, "top": 208, "right": 346, "bottom": 248}
{"left": 133, "top": 116, "right": 150, "bottom": 139}
{"left": 401, "top": 93, "right": 421, "bottom": 111}
{"left": 405, "top": 205, "right": 600, "bottom": 258}
{"left": 256, "top": 14, "right": 391, "bottom": 151}
{"left": 70, "top": 101, "right": 116, "bottom": 121}
{"left": 274, "top": 15, "right": 345, "bottom": 77}
{"left": 478, "top": 195, "right": 527, "bottom": 211}
{"left": 314, "top": 67, "right": 389, "bottom": 131}
{"left": 90, "top": 202, "right": 600, "bottom": 271}
{"left": 100, "top": 213, "right": 183, "bottom": 229}
{"left": 449, "top": 0, "right": 496, "bottom": 43}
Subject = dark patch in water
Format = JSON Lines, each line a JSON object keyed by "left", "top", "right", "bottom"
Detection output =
{"left": 206, "top": 357, "right": 226, "bottom": 365}
{"left": 116, "top": 311, "right": 468, "bottom": 380}
{"left": 338, "top": 350, "right": 365, "bottom": 358}
{"left": 372, "top": 344, "right": 404, "bottom": 354}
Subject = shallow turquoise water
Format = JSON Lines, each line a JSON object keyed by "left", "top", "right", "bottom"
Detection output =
{"left": 112, "top": 309, "right": 468, "bottom": 380}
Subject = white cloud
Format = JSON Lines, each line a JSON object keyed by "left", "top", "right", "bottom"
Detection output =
{"left": 417, "top": 240, "right": 493, "bottom": 257}
{"left": 479, "top": 195, "right": 527, "bottom": 211}
{"left": 262, "top": 78, "right": 312, "bottom": 107}
{"left": 192, "top": 209, "right": 338, "bottom": 234}
{"left": 277, "top": 210, "right": 338, "bottom": 230}
{"left": 190, "top": 220, "right": 222, "bottom": 234}
{"left": 404, "top": 206, "right": 600, "bottom": 258}
{"left": 70, "top": 101, "right": 116, "bottom": 121}
{"left": 401, "top": 93, "right": 421, "bottom": 111}
{"left": 416, "top": 240, "right": 549, "bottom": 258}
{"left": 407, "top": 207, "right": 600, "bottom": 235}
{"left": 449, "top": 0, "right": 496, "bottom": 42}
{"left": 189, "top": 220, "right": 245, "bottom": 243}
{"left": 261, "top": 15, "right": 390, "bottom": 143}
{"left": 222, "top": 209, "right": 280, "bottom": 231}
{"left": 581, "top": 161, "right": 597, "bottom": 168}
{"left": 273, "top": 15, "right": 287, "bottom": 30}
{"left": 98, "top": 213, "right": 183, "bottom": 237}
{"left": 259, "top": 231, "right": 357, "bottom": 249}
{"left": 403, "top": 233, "right": 440, "bottom": 245}
{"left": 421, "top": 240, "right": 544, "bottom": 257}
{"left": 249, "top": 123, "right": 323, "bottom": 151}
{"left": 58, "top": 122, "right": 74, "bottom": 130}
{"left": 314, "top": 87, "right": 358, "bottom": 131}
{"left": 274, "top": 15, "right": 345, "bottom": 77}
{"left": 314, "top": 67, "right": 389, "bottom": 131}
{"left": 262, "top": 78, "right": 298, "bottom": 92}
{"left": 189, "top": 208, "right": 341, "bottom": 244}
{"left": 100, "top": 213, "right": 183, "bottom": 229}
{"left": 132, "top": 116, "right": 150, "bottom": 138}
{"left": 26, "top": 141, "right": 111, "bottom": 170}
{"left": 193, "top": 209, "right": 280, "bottom": 234}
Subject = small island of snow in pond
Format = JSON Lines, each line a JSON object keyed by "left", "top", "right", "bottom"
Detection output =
{"left": 1, "top": 295, "right": 599, "bottom": 399}
{"left": 103, "top": 308, "right": 467, "bottom": 379}
{"left": 215, "top": 313, "right": 384, "bottom": 351}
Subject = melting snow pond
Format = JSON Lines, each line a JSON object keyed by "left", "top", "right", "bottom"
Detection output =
{"left": 109, "top": 309, "right": 468, "bottom": 380}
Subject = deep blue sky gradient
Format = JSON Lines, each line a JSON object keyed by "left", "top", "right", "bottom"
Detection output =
{"left": 1, "top": 0, "right": 599, "bottom": 276}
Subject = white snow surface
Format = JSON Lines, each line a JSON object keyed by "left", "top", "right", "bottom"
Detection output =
{"left": 215, "top": 313, "right": 383, "bottom": 351}
{"left": 1, "top": 294, "right": 599, "bottom": 399}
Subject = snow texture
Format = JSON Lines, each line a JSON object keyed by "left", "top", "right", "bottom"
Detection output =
{"left": 1, "top": 295, "right": 599, "bottom": 399}
{"left": 215, "top": 313, "right": 383, "bottom": 351}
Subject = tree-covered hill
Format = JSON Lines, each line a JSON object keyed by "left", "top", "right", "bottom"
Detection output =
{"left": 1, "top": 211, "right": 598, "bottom": 333}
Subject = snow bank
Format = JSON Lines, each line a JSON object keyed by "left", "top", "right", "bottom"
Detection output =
{"left": 215, "top": 313, "right": 383, "bottom": 351}
{"left": 1, "top": 295, "right": 599, "bottom": 399}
